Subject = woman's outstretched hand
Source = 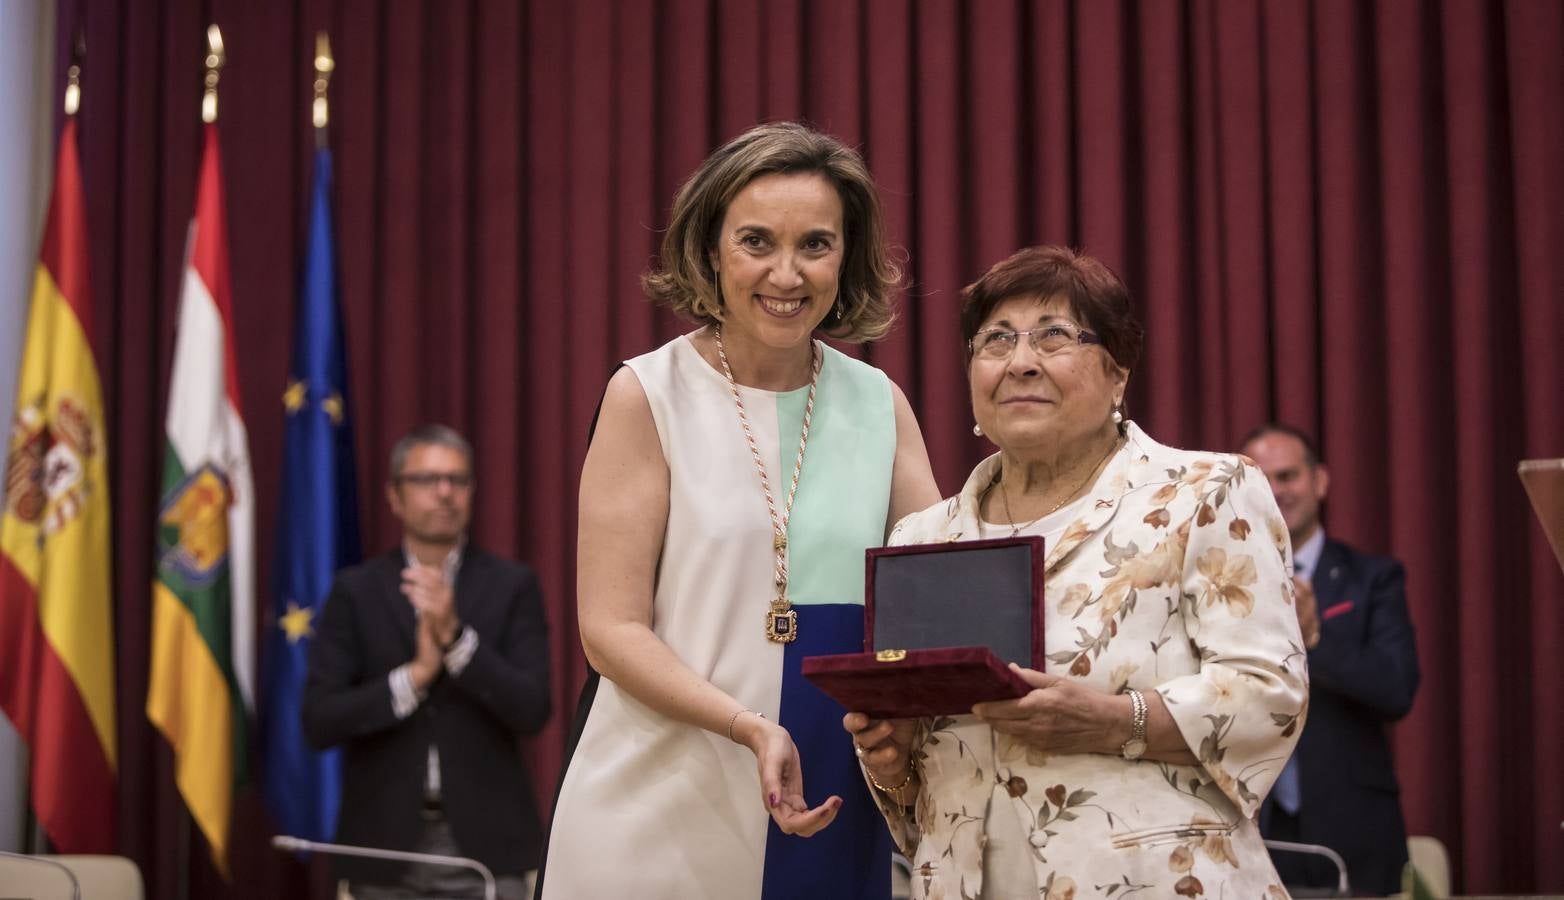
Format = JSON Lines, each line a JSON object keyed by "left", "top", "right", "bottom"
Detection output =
{"left": 737, "top": 714, "right": 841, "bottom": 836}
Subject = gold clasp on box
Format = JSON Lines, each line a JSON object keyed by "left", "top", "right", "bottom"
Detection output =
{"left": 875, "top": 649, "right": 907, "bottom": 662}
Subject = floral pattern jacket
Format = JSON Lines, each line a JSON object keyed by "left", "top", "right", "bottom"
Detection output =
{"left": 871, "top": 423, "right": 1306, "bottom": 900}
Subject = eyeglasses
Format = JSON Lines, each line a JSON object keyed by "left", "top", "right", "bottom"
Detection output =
{"left": 396, "top": 471, "right": 474, "bottom": 490}
{"left": 969, "top": 322, "right": 1103, "bottom": 360}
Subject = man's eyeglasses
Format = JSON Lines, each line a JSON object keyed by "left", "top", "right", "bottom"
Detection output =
{"left": 969, "top": 322, "right": 1103, "bottom": 360}
{"left": 396, "top": 471, "right": 474, "bottom": 490}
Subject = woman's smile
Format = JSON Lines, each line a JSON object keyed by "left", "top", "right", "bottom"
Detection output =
{"left": 756, "top": 294, "right": 808, "bottom": 317}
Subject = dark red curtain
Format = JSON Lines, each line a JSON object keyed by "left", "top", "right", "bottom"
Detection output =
{"left": 53, "top": 0, "right": 1562, "bottom": 896}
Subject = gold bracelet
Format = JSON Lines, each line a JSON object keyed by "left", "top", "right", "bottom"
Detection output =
{"left": 866, "top": 767, "right": 912, "bottom": 793}
{"left": 868, "top": 718, "right": 928, "bottom": 811}
{"left": 726, "top": 708, "right": 763, "bottom": 743}
{"left": 866, "top": 766, "right": 915, "bottom": 809}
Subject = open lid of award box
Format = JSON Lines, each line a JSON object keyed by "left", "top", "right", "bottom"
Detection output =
{"left": 801, "top": 535, "right": 1045, "bottom": 718}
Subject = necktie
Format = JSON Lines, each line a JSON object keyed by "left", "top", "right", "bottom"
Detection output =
{"left": 1274, "top": 753, "right": 1301, "bottom": 815}
{"left": 1273, "top": 557, "right": 1310, "bottom": 815}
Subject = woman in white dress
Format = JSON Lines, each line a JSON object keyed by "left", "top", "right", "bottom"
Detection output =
{"left": 540, "top": 122, "right": 940, "bottom": 900}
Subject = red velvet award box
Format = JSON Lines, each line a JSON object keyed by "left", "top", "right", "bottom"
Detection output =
{"left": 801, "top": 535, "right": 1045, "bottom": 718}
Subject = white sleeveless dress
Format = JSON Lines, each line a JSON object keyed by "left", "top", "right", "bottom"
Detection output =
{"left": 542, "top": 334, "right": 898, "bottom": 900}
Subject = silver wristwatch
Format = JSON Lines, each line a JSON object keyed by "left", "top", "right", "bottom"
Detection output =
{"left": 1121, "top": 689, "right": 1148, "bottom": 760}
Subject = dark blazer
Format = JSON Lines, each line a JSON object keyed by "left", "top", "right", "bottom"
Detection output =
{"left": 1261, "top": 537, "right": 1419, "bottom": 895}
{"left": 302, "top": 547, "right": 551, "bottom": 883}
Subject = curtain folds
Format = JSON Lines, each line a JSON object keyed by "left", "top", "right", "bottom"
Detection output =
{"left": 53, "top": 1, "right": 1562, "bottom": 896}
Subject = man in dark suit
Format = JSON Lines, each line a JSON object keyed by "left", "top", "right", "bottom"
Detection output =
{"left": 304, "top": 424, "right": 550, "bottom": 900}
{"left": 1242, "top": 424, "right": 1419, "bottom": 896}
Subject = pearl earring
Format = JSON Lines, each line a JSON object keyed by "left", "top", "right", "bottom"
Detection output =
{"left": 973, "top": 424, "right": 983, "bottom": 437}
{"left": 1111, "top": 408, "right": 1124, "bottom": 425}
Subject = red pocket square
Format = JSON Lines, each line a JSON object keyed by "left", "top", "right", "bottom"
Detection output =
{"left": 1322, "top": 600, "right": 1355, "bottom": 620}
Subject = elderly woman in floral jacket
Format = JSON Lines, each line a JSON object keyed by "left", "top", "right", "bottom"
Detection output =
{"left": 844, "top": 246, "right": 1306, "bottom": 899}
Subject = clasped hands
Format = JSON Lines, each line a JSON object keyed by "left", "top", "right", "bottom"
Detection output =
{"left": 402, "top": 564, "right": 461, "bottom": 689}
{"left": 1292, "top": 576, "right": 1322, "bottom": 649}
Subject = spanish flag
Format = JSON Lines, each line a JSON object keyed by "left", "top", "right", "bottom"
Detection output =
{"left": 145, "top": 122, "right": 255, "bottom": 875}
{"left": 0, "top": 117, "right": 117, "bottom": 852}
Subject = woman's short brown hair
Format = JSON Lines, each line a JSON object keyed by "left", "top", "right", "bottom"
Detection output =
{"left": 959, "top": 245, "right": 1144, "bottom": 373}
{"left": 642, "top": 122, "right": 901, "bottom": 343}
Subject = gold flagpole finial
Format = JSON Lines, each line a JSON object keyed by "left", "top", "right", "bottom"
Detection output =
{"left": 202, "top": 24, "right": 226, "bottom": 124}
{"left": 312, "top": 31, "right": 334, "bottom": 130}
{"left": 64, "top": 28, "right": 85, "bottom": 116}
{"left": 65, "top": 65, "right": 82, "bottom": 116}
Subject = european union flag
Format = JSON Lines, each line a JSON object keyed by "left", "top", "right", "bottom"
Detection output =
{"left": 260, "top": 146, "right": 361, "bottom": 842}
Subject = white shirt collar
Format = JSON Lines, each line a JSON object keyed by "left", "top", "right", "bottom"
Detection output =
{"left": 402, "top": 538, "right": 465, "bottom": 585}
{"left": 1293, "top": 527, "right": 1326, "bottom": 582}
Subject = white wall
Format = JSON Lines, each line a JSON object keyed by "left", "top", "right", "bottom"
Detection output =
{"left": 0, "top": 0, "right": 58, "bottom": 854}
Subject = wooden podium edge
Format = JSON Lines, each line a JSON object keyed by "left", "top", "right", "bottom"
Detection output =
{"left": 1518, "top": 459, "right": 1564, "bottom": 573}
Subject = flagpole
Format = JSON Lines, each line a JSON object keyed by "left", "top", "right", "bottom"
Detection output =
{"left": 27, "top": 27, "right": 82, "bottom": 857}
{"left": 3, "top": 15, "right": 118, "bottom": 859}
{"left": 21, "top": 30, "right": 84, "bottom": 849}
{"left": 177, "top": 27, "right": 223, "bottom": 898}
{"left": 260, "top": 24, "right": 357, "bottom": 855}
{"left": 191, "top": 26, "right": 223, "bottom": 892}
{"left": 176, "top": 28, "right": 221, "bottom": 899}
{"left": 176, "top": 810, "right": 190, "bottom": 900}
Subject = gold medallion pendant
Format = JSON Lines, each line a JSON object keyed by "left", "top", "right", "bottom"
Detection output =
{"left": 766, "top": 597, "right": 798, "bottom": 643}
{"left": 714, "top": 326, "right": 822, "bottom": 646}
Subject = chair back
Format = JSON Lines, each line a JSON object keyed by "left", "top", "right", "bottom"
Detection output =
{"left": 1263, "top": 838, "right": 1351, "bottom": 897}
{"left": 1407, "top": 834, "right": 1452, "bottom": 898}
{"left": 0, "top": 853, "right": 144, "bottom": 900}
